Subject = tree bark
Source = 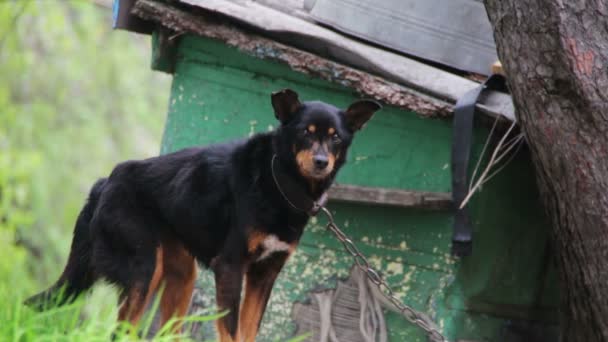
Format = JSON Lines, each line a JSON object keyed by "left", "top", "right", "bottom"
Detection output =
{"left": 483, "top": 1, "right": 608, "bottom": 341}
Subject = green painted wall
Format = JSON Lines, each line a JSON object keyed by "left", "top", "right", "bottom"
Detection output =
{"left": 157, "top": 34, "right": 557, "bottom": 341}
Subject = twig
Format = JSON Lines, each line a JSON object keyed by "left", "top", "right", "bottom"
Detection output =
{"left": 491, "top": 133, "right": 524, "bottom": 165}
{"left": 459, "top": 120, "right": 517, "bottom": 209}
{"left": 479, "top": 135, "right": 525, "bottom": 187}
{"left": 469, "top": 115, "right": 499, "bottom": 191}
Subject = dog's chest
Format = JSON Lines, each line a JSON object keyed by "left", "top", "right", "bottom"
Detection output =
{"left": 248, "top": 232, "right": 294, "bottom": 262}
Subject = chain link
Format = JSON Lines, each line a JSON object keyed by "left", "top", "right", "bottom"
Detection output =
{"left": 319, "top": 207, "right": 449, "bottom": 342}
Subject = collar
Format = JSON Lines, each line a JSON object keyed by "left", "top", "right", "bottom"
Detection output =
{"left": 271, "top": 154, "right": 328, "bottom": 216}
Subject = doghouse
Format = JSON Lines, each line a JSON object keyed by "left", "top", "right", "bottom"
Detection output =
{"left": 114, "top": 0, "right": 558, "bottom": 340}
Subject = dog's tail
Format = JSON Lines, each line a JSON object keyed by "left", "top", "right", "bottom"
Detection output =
{"left": 25, "top": 178, "right": 107, "bottom": 311}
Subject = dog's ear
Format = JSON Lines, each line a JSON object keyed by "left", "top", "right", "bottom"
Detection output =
{"left": 271, "top": 89, "right": 301, "bottom": 123}
{"left": 344, "top": 100, "right": 381, "bottom": 131}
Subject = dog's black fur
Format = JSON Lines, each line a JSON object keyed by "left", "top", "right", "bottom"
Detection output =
{"left": 26, "top": 89, "right": 380, "bottom": 341}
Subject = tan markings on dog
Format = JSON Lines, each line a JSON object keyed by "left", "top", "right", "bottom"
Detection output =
{"left": 239, "top": 279, "right": 265, "bottom": 342}
{"left": 328, "top": 127, "right": 335, "bottom": 135}
{"left": 295, "top": 146, "right": 316, "bottom": 178}
{"left": 296, "top": 142, "right": 336, "bottom": 179}
{"left": 239, "top": 273, "right": 277, "bottom": 342}
{"left": 158, "top": 240, "right": 197, "bottom": 335}
{"left": 288, "top": 240, "right": 298, "bottom": 257}
{"left": 248, "top": 230, "right": 268, "bottom": 254}
{"left": 117, "top": 246, "right": 164, "bottom": 326}
{"left": 323, "top": 143, "right": 336, "bottom": 174}
{"left": 240, "top": 247, "right": 295, "bottom": 342}
{"left": 307, "top": 124, "right": 316, "bottom": 133}
{"left": 216, "top": 322, "right": 238, "bottom": 342}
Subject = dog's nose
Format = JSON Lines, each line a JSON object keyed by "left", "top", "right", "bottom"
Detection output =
{"left": 313, "top": 155, "right": 329, "bottom": 170}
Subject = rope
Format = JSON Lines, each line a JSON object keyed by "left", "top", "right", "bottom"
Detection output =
{"left": 469, "top": 115, "right": 499, "bottom": 191}
{"left": 357, "top": 268, "right": 387, "bottom": 342}
{"left": 292, "top": 267, "right": 388, "bottom": 342}
{"left": 293, "top": 266, "right": 444, "bottom": 341}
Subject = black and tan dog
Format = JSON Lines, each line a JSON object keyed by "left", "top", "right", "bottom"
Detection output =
{"left": 26, "top": 89, "right": 380, "bottom": 341}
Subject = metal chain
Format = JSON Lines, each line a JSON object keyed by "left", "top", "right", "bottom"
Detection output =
{"left": 319, "top": 207, "right": 449, "bottom": 342}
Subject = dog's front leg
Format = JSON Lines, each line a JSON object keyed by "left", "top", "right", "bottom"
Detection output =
{"left": 213, "top": 261, "right": 244, "bottom": 342}
{"left": 239, "top": 252, "right": 290, "bottom": 342}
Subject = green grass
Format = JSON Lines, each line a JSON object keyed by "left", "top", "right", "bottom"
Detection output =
{"left": 0, "top": 256, "right": 223, "bottom": 342}
{"left": 0, "top": 1, "right": 191, "bottom": 339}
{"left": 0, "top": 260, "right": 306, "bottom": 342}
{"left": 1, "top": 288, "right": 308, "bottom": 341}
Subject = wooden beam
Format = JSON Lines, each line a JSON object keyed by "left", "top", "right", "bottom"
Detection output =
{"left": 328, "top": 184, "right": 452, "bottom": 210}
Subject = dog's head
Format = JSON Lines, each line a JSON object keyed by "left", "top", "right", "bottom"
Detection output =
{"left": 272, "top": 89, "right": 381, "bottom": 182}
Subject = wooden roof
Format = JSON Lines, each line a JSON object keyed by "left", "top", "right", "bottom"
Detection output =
{"left": 116, "top": 0, "right": 515, "bottom": 121}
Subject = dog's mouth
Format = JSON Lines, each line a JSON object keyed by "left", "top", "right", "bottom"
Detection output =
{"left": 307, "top": 168, "right": 333, "bottom": 180}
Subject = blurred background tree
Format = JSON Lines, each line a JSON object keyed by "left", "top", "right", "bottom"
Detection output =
{"left": 0, "top": 0, "right": 170, "bottom": 293}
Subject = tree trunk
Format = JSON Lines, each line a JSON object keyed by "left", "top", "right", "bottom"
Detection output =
{"left": 483, "top": 1, "right": 608, "bottom": 341}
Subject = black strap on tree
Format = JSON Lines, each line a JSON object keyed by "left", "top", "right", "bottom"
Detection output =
{"left": 451, "top": 74, "right": 506, "bottom": 257}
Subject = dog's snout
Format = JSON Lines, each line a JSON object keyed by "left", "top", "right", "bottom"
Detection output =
{"left": 313, "top": 155, "right": 329, "bottom": 169}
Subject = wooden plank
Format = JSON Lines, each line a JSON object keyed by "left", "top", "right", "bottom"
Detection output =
{"left": 329, "top": 184, "right": 452, "bottom": 210}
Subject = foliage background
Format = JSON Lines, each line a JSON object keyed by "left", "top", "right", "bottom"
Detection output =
{"left": 0, "top": 1, "right": 171, "bottom": 339}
